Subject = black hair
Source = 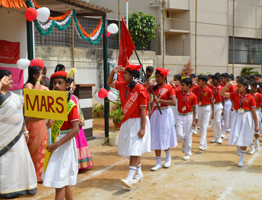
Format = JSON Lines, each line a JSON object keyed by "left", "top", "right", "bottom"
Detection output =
{"left": 26, "top": 66, "right": 42, "bottom": 86}
{"left": 212, "top": 75, "right": 221, "bottom": 81}
{"left": 259, "top": 82, "right": 262, "bottom": 88}
{"left": 0, "top": 69, "right": 11, "bottom": 80}
{"left": 190, "top": 73, "right": 197, "bottom": 79}
{"left": 215, "top": 72, "right": 220, "bottom": 76}
{"left": 146, "top": 66, "right": 154, "bottom": 72}
{"left": 255, "top": 74, "right": 261, "bottom": 78}
{"left": 208, "top": 74, "right": 213, "bottom": 78}
{"left": 54, "top": 64, "right": 65, "bottom": 72}
{"left": 250, "top": 75, "right": 255, "bottom": 80}
{"left": 174, "top": 74, "right": 181, "bottom": 81}
{"left": 125, "top": 69, "right": 140, "bottom": 92}
{"left": 44, "top": 66, "right": 47, "bottom": 70}
{"left": 237, "top": 78, "right": 249, "bottom": 93}
{"left": 236, "top": 76, "right": 242, "bottom": 79}
{"left": 230, "top": 74, "right": 234, "bottom": 79}
{"left": 221, "top": 73, "right": 229, "bottom": 79}
{"left": 249, "top": 80, "right": 257, "bottom": 88}
{"left": 198, "top": 75, "right": 208, "bottom": 83}
{"left": 245, "top": 76, "right": 250, "bottom": 81}
{"left": 180, "top": 78, "right": 192, "bottom": 87}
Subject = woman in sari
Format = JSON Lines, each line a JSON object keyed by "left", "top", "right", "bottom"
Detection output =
{"left": 68, "top": 78, "right": 93, "bottom": 170}
{"left": 0, "top": 70, "right": 37, "bottom": 199}
{"left": 24, "top": 65, "right": 49, "bottom": 183}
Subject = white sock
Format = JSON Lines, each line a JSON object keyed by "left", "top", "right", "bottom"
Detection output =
{"left": 137, "top": 164, "right": 142, "bottom": 175}
{"left": 240, "top": 150, "right": 246, "bottom": 162}
{"left": 128, "top": 166, "right": 137, "bottom": 180}
{"left": 255, "top": 138, "right": 259, "bottom": 146}
{"left": 156, "top": 156, "right": 161, "bottom": 165}
{"left": 165, "top": 150, "right": 171, "bottom": 161}
{"left": 250, "top": 144, "right": 255, "bottom": 151}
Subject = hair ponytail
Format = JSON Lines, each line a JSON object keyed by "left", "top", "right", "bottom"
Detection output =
{"left": 126, "top": 69, "right": 140, "bottom": 92}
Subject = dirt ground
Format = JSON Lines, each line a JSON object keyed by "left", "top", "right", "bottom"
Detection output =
{"left": 15, "top": 125, "right": 262, "bottom": 200}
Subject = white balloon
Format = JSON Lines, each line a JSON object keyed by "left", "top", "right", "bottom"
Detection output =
{"left": 16, "top": 59, "right": 30, "bottom": 70}
{"left": 107, "top": 23, "right": 118, "bottom": 34}
{"left": 37, "top": 7, "right": 50, "bottom": 23}
{"left": 94, "top": 93, "right": 104, "bottom": 103}
{"left": 108, "top": 92, "right": 118, "bottom": 102}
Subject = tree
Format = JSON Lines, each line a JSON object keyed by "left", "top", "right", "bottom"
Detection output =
{"left": 240, "top": 67, "right": 259, "bottom": 76}
{"left": 128, "top": 11, "right": 158, "bottom": 50}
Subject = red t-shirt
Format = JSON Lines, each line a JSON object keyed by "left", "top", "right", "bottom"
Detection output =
{"left": 208, "top": 85, "right": 223, "bottom": 103}
{"left": 224, "top": 85, "right": 233, "bottom": 100}
{"left": 114, "top": 81, "right": 149, "bottom": 118}
{"left": 192, "top": 85, "right": 213, "bottom": 105}
{"left": 233, "top": 85, "right": 238, "bottom": 93}
{"left": 250, "top": 92, "right": 262, "bottom": 108}
{"left": 61, "top": 105, "right": 79, "bottom": 130}
{"left": 174, "top": 85, "right": 181, "bottom": 91}
{"left": 147, "top": 84, "right": 176, "bottom": 107}
{"left": 176, "top": 90, "right": 197, "bottom": 113}
{"left": 220, "top": 83, "right": 225, "bottom": 87}
{"left": 229, "top": 92, "right": 256, "bottom": 110}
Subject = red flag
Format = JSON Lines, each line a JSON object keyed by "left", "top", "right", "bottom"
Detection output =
{"left": 117, "top": 17, "right": 136, "bottom": 81}
{"left": 0, "top": 40, "right": 20, "bottom": 64}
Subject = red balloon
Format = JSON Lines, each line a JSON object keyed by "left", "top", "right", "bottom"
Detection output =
{"left": 101, "top": 31, "right": 111, "bottom": 38}
{"left": 98, "top": 88, "right": 108, "bottom": 99}
{"left": 30, "top": 59, "right": 44, "bottom": 69}
{"left": 25, "top": 8, "right": 38, "bottom": 22}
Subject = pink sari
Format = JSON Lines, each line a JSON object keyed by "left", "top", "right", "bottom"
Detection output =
{"left": 71, "top": 94, "right": 93, "bottom": 170}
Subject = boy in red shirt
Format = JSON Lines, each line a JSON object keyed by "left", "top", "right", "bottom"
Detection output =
{"left": 209, "top": 75, "right": 224, "bottom": 144}
{"left": 176, "top": 78, "right": 197, "bottom": 160}
{"left": 192, "top": 75, "right": 214, "bottom": 151}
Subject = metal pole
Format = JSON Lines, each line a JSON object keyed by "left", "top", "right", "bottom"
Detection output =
{"left": 126, "top": 0, "right": 128, "bottom": 29}
{"left": 232, "top": 0, "right": 235, "bottom": 75}
{"left": 118, "top": 0, "right": 121, "bottom": 46}
{"left": 26, "top": 21, "right": 34, "bottom": 77}
{"left": 103, "top": 15, "right": 109, "bottom": 137}
{"left": 195, "top": 0, "right": 197, "bottom": 74}
{"left": 72, "top": 20, "right": 75, "bottom": 79}
{"left": 162, "top": 0, "right": 165, "bottom": 68}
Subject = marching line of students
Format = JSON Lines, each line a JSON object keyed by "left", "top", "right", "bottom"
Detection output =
{"left": 108, "top": 66, "right": 262, "bottom": 189}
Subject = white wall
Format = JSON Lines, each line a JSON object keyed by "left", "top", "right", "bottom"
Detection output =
{"left": 0, "top": 8, "right": 28, "bottom": 89}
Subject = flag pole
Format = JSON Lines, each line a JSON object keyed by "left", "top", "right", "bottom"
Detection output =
{"left": 134, "top": 49, "right": 162, "bottom": 115}
{"left": 126, "top": 0, "right": 128, "bottom": 29}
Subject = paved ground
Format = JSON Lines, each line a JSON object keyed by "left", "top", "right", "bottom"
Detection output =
{"left": 18, "top": 127, "right": 262, "bottom": 200}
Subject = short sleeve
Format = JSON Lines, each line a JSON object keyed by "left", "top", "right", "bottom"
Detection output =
{"left": 139, "top": 93, "right": 148, "bottom": 106}
{"left": 68, "top": 106, "right": 79, "bottom": 123}
{"left": 250, "top": 96, "right": 256, "bottom": 107}
{"left": 229, "top": 92, "right": 235, "bottom": 101}
{"left": 192, "top": 95, "right": 197, "bottom": 106}
{"left": 114, "top": 81, "right": 121, "bottom": 91}
{"left": 169, "top": 87, "right": 176, "bottom": 97}
{"left": 208, "top": 89, "right": 213, "bottom": 98}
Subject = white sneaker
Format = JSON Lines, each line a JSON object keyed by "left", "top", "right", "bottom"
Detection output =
{"left": 151, "top": 164, "right": 162, "bottom": 171}
{"left": 121, "top": 177, "right": 133, "bottom": 189}
{"left": 210, "top": 138, "right": 217, "bottom": 143}
{"left": 227, "top": 129, "right": 231, "bottom": 132}
{"left": 192, "top": 131, "right": 197, "bottom": 135}
{"left": 248, "top": 146, "right": 255, "bottom": 155}
{"left": 238, "top": 160, "right": 244, "bottom": 167}
{"left": 255, "top": 140, "right": 260, "bottom": 151}
{"left": 163, "top": 159, "right": 171, "bottom": 168}
{"left": 198, "top": 145, "right": 207, "bottom": 151}
{"left": 217, "top": 137, "right": 222, "bottom": 144}
{"left": 183, "top": 155, "right": 190, "bottom": 160}
{"left": 236, "top": 146, "right": 241, "bottom": 156}
{"left": 182, "top": 145, "right": 185, "bottom": 152}
{"left": 221, "top": 134, "right": 225, "bottom": 138}
{"left": 132, "top": 174, "right": 143, "bottom": 184}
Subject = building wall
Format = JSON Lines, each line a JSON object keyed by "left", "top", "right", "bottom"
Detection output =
{"left": 0, "top": 9, "right": 28, "bottom": 92}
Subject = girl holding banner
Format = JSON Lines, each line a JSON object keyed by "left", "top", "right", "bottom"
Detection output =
{"left": 147, "top": 68, "right": 177, "bottom": 171}
{"left": 0, "top": 69, "right": 37, "bottom": 199}
{"left": 107, "top": 65, "right": 151, "bottom": 189}
{"left": 24, "top": 65, "right": 49, "bottom": 183}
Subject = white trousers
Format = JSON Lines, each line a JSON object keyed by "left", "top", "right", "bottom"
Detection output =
{"left": 222, "top": 100, "right": 232, "bottom": 134}
{"left": 211, "top": 103, "right": 223, "bottom": 139}
{"left": 176, "top": 114, "right": 193, "bottom": 156}
{"left": 198, "top": 105, "right": 211, "bottom": 147}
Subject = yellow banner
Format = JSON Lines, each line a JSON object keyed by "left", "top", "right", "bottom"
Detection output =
{"left": 23, "top": 89, "right": 68, "bottom": 121}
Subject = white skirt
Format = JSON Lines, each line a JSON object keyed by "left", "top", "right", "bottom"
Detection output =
{"left": 42, "top": 134, "right": 78, "bottom": 188}
{"left": 0, "top": 135, "right": 37, "bottom": 198}
{"left": 118, "top": 116, "right": 151, "bottom": 158}
{"left": 228, "top": 111, "right": 254, "bottom": 147}
{"left": 150, "top": 107, "right": 178, "bottom": 150}
{"left": 171, "top": 105, "right": 177, "bottom": 125}
{"left": 256, "top": 110, "right": 262, "bottom": 134}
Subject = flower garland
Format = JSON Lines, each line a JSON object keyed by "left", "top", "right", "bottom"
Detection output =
{"left": 26, "top": 0, "right": 104, "bottom": 44}
{"left": 0, "top": 0, "right": 27, "bottom": 9}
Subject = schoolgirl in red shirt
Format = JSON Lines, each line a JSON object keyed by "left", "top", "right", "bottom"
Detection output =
{"left": 220, "top": 78, "right": 259, "bottom": 167}
{"left": 107, "top": 65, "right": 151, "bottom": 189}
{"left": 147, "top": 68, "right": 177, "bottom": 171}
{"left": 248, "top": 80, "right": 262, "bottom": 155}
{"left": 176, "top": 78, "right": 197, "bottom": 160}
{"left": 192, "top": 75, "right": 214, "bottom": 151}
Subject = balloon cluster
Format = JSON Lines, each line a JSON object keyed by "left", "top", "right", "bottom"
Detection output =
{"left": 25, "top": 7, "right": 50, "bottom": 22}
{"left": 16, "top": 58, "right": 44, "bottom": 70}
{"left": 94, "top": 88, "right": 118, "bottom": 103}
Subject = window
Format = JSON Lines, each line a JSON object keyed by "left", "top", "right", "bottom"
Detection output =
{"left": 229, "top": 37, "right": 261, "bottom": 64}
